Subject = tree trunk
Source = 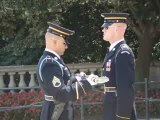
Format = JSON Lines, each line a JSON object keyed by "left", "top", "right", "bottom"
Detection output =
{"left": 135, "top": 32, "right": 154, "bottom": 83}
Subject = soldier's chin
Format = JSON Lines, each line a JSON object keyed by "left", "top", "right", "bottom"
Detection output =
{"left": 61, "top": 52, "right": 65, "bottom": 56}
{"left": 103, "top": 37, "right": 108, "bottom": 41}
{"left": 103, "top": 36, "right": 105, "bottom": 40}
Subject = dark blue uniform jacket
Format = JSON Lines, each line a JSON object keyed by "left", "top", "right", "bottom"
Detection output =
{"left": 102, "top": 41, "right": 137, "bottom": 120}
{"left": 37, "top": 51, "right": 91, "bottom": 120}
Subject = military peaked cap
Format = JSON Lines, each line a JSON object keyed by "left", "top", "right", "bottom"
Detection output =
{"left": 101, "top": 13, "right": 129, "bottom": 28}
{"left": 47, "top": 22, "right": 75, "bottom": 38}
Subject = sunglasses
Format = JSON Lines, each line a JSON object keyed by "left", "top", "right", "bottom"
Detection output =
{"left": 104, "top": 25, "right": 117, "bottom": 30}
{"left": 104, "top": 26, "right": 109, "bottom": 29}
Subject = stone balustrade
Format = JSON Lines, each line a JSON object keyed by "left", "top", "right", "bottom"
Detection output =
{"left": 0, "top": 63, "right": 102, "bottom": 93}
{"left": 0, "top": 61, "right": 160, "bottom": 93}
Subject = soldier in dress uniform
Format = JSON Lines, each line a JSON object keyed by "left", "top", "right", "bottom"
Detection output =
{"left": 37, "top": 22, "right": 108, "bottom": 120}
{"left": 101, "top": 13, "right": 137, "bottom": 120}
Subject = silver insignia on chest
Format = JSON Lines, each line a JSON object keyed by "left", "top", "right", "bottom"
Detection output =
{"left": 106, "top": 59, "right": 111, "bottom": 71}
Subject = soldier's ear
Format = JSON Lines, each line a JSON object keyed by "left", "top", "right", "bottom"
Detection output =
{"left": 50, "top": 38, "right": 57, "bottom": 46}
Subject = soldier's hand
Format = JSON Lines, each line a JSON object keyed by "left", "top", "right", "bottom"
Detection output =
{"left": 79, "top": 72, "right": 86, "bottom": 77}
{"left": 75, "top": 76, "right": 83, "bottom": 82}
{"left": 87, "top": 74, "right": 109, "bottom": 86}
{"left": 86, "top": 74, "right": 99, "bottom": 86}
{"left": 69, "top": 75, "right": 83, "bottom": 84}
{"left": 74, "top": 72, "right": 86, "bottom": 82}
{"left": 75, "top": 72, "right": 86, "bottom": 78}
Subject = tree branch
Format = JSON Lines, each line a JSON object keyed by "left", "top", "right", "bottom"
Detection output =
{"left": 127, "top": 2, "right": 143, "bottom": 37}
{"left": 128, "top": 19, "right": 141, "bottom": 38}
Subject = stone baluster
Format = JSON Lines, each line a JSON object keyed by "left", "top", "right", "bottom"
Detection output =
{"left": 8, "top": 72, "right": 16, "bottom": 93}
{"left": 0, "top": 73, "right": 5, "bottom": 94}
{"left": 19, "top": 72, "right": 26, "bottom": 92}
{"left": 89, "top": 68, "right": 96, "bottom": 74}
{"left": 100, "top": 68, "right": 103, "bottom": 76}
{"left": 70, "top": 70, "right": 77, "bottom": 76}
{"left": 70, "top": 72, "right": 74, "bottom": 76}
{"left": 29, "top": 71, "right": 37, "bottom": 91}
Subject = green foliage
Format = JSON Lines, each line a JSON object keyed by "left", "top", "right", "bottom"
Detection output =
{"left": 58, "top": 0, "right": 112, "bottom": 63}
{"left": 0, "top": 0, "right": 159, "bottom": 65}
{"left": 152, "top": 41, "right": 160, "bottom": 60}
{"left": 117, "top": 0, "right": 160, "bottom": 56}
{"left": 0, "top": 0, "right": 60, "bottom": 65}
{"left": 0, "top": 0, "right": 112, "bottom": 65}
{"left": 125, "top": 27, "right": 139, "bottom": 58}
{"left": 113, "top": 0, "right": 160, "bottom": 81}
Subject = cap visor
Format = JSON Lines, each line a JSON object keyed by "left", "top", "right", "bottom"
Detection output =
{"left": 101, "top": 23, "right": 112, "bottom": 28}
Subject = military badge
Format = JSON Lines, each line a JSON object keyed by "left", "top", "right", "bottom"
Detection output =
{"left": 52, "top": 76, "right": 61, "bottom": 87}
{"left": 106, "top": 59, "right": 111, "bottom": 71}
{"left": 120, "top": 44, "right": 129, "bottom": 49}
{"left": 46, "top": 56, "right": 54, "bottom": 63}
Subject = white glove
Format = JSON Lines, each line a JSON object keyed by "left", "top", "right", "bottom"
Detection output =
{"left": 75, "top": 76, "right": 82, "bottom": 82}
{"left": 87, "top": 74, "right": 109, "bottom": 86}
{"left": 75, "top": 72, "right": 86, "bottom": 81}
{"left": 75, "top": 72, "right": 86, "bottom": 77}
{"left": 86, "top": 74, "right": 99, "bottom": 86}
{"left": 79, "top": 72, "right": 86, "bottom": 77}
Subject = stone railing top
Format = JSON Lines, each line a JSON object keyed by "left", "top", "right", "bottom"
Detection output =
{"left": 67, "top": 62, "right": 102, "bottom": 69}
{"left": 0, "top": 61, "right": 159, "bottom": 73}
{"left": 0, "top": 65, "right": 37, "bottom": 73}
{"left": 0, "top": 63, "right": 103, "bottom": 73}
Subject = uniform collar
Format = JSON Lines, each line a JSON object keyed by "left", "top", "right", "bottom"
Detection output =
{"left": 45, "top": 48, "right": 61, "bottom": 59}
{"left": 109, "top": 38, "right": 124, "bottom": 51}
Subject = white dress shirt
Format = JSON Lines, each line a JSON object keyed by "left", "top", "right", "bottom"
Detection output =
{"left": 109, "top": 39, "right": 124, "bottom": 51}
{"left": 45, "top": 48, "right": 60, "bottom": 59}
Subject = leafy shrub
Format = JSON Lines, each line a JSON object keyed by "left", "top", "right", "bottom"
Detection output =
{"left": 0, "top": 89, "right": 160, "bottom": 120}
{"left": 0, "top": 90, "right": 43, "bottom": 120}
